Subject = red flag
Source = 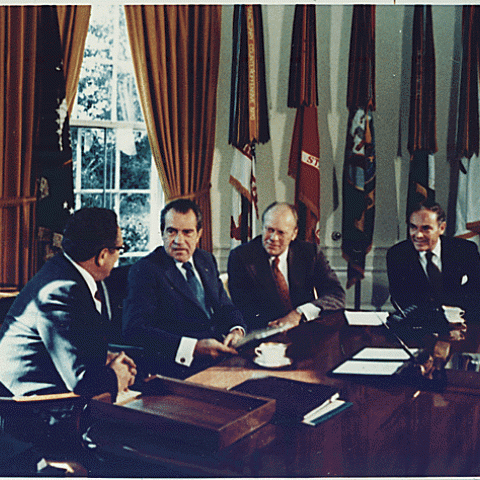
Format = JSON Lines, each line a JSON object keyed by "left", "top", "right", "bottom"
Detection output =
{"left": 288, "top": 106, "right": 320, "bottom": 243}
{"left": 287, "top": 5, "right": 319, "bottom": 243}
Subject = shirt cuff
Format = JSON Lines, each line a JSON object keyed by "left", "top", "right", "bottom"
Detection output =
{"left": 296, "top": 303, "right": 321, "bottom": 321}
{"left": 229, "top": 325, "right": 245, "bottom": 336}
{"left": 175, "top": 336, "right": 198, "bottom": 367}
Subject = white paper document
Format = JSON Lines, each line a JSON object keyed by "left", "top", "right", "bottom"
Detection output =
{"left": 352, "top": 347, "right": 419, "bottom": 361}
{"left": 332, "top": 360, "right": 404, "bottom": 376}
{"left": 344, "top": 311, "right": 389, "bottom": 326}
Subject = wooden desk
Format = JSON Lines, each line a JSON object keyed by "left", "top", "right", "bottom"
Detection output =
{"left": 87, "top": 313, "right": 480, "bottom": 477}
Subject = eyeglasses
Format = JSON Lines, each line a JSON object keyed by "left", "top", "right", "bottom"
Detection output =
{"left": 110, "top": 244, "right": 129, "bottom": 255}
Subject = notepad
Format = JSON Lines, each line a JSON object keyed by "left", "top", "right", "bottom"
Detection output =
{"left": 352, "top": 347, "right": 419, "bottom": 361}
{"left": 332, "top": 360, "right": 405, "bottom": 376}
{"left": 344, "top": 311, "right": 388, "bottom": 326}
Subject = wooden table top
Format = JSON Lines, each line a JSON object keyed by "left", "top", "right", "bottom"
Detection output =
{"left": 90, "top": 311, "right": 480, "bottom": 477}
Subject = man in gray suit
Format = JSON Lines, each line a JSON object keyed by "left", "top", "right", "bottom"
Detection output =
{"left": 0, "top": 207, "right": 136, "bottom": 400}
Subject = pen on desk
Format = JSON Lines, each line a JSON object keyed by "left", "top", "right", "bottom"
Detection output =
{"left": 376, "top": 313, "right": 416, "bottom": 359}
{"left": 303, "top": 392, "right": 340, "bottom": 422}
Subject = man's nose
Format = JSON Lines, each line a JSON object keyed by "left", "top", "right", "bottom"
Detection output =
{"left": 270, "top": 231, "right": 279, "bottom": 240}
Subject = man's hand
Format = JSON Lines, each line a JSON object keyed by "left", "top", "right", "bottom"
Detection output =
{"left": 223, "top": 327, "right": 244, "bottom": 348}
{"left": 194, "top": 338, "right": 238, "bottom": 359}
{"left": 107, "top": 351, "right": 137, "bottom": 392}
{"left": 268, "top": 309, "right": 302, "bottom": 329}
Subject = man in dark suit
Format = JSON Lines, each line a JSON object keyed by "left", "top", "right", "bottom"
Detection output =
{"left": 122, "top": 199, "right": 245, "bottom": 378}
{"left": 0, "top": 208, "right": 136, "bottom": 399}
{"left": 228, "top": 202, "right": 345, "bottom": 331}
{"left": 386, "top": 200, "right": 480, "bottom": 323}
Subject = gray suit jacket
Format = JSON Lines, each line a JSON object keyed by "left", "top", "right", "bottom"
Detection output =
{"left": 228, "top": 237, "right": 345, "bottom": 331}
{"left": 0, "top": 253, "right": 117, "bottom": 397}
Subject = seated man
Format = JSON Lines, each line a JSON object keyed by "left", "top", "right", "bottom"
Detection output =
{"left": 228, "top": 202, "right": 345, "bottom": 331}
{"left": 0, "top": 208, "right": 136, "bottom": 400}
{"left": 122, "top": 199, "right": 245, "bottom": 379}
{"left": 386, "top": 200, "right": 480, "bottom": 324}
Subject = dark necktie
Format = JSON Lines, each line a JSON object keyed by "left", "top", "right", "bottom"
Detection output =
{"left": 426, "top": 251, "right": 442, "bottom": 301}
{"left": 182, "top": 262, "right": 206, "bottom": 311}
{"left": 271, "top": 256, "right": 292, "bottom": 312}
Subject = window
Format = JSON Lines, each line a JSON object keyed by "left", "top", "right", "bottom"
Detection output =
{"left": 70, "top": 5, "right": 163, "bottom": 265}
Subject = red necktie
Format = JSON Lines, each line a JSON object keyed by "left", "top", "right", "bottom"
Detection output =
{"left": 272, "top": 256, "right": 292, "bottom": 312}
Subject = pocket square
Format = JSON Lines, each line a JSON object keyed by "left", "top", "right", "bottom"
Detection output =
{"left": 461, "top": 275, "right": 468, "bottom": 285}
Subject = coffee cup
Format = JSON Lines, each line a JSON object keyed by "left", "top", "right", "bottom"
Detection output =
{"left": 254, "top": 342, "right": 288, "bottom": 365}
{"left": 442, "top": 305, "right": 466, "bottom": 324}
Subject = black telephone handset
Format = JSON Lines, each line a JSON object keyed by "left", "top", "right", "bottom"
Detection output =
{"left": 386, "top": 303, "right": 451, "bottom": 340}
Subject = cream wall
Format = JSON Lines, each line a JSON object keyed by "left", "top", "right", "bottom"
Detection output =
{"left": 210, "top": 4, "right": 461, "bottom": 310}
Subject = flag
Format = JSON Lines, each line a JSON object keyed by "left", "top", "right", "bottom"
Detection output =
{"left": 229, "top": 5, "right": 269, "bottom": 246}
{"left": 35, "top": 6, "right": 73, "bottom": 236}
{"left": 341, "top": 5, "right": 376, "bottom": 289}
{"left": 406, "top": 5, "right": 437, "bottom": 222}
{"left": 455, "top": 6, "right": 480, "bottom": 247}
{"left": 287, "top": 5, "right": 320, "bottom": 243}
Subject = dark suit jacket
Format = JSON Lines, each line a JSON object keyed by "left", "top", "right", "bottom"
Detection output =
{"left": 386, "top": 236, "right": 480, "bottom": 322}
{"left": 227, "top": 237, "right": 345, "bottom": 331}
{"left": 0, "top": 253, "right": 118, "bottom": 398}
{"left": 122, "top": 247, "right": 245, "bottom": 377}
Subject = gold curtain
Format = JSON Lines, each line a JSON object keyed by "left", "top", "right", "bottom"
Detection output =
{"left": 56, "top": 5, "right": 91, "bottom": 114}
{"left": 0, "top": 7, "right": 40, "bottom": 289}
{"left": 124, "top": 5, "right": 222, "bottom": 251}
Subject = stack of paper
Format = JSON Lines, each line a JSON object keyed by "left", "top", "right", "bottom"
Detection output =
{"left": 331, "top": 347, "right": 418, "bottom": 376}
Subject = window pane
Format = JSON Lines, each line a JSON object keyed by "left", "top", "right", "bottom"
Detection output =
{"left": 118, "top": 8, "right": 131, "bottom": 63}
{"left": 84, "top": 5, "right": 114, "bottom": 61}
{"left": 120, "top": 193, "right": 150, "bottom": 252}
{"left": 117, "top": 66, "right": 143, "bottom": 122}
{"left": 120, "top": 130, "right": 151, "bottom": 189}
{"left": 75, "top": 64, "right": 113, "bottom": 121}
{"left": 81, "top": 193, "right": 106, "bottom": 208}
{"left": 80, "top": 128, "right": 115, "bottom": 190}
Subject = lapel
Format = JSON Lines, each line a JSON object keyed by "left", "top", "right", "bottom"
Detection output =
{"left": 161, "top": 248, "right": 209, "bottom": 314}
{"left": 246, "top": 240, "right": 283, "bottom": 304}
{"left": 287, "top": 242, "right": 305, "bottom": 295}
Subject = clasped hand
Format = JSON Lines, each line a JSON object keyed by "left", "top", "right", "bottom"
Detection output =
{"left": 106, "top": 351, "right": 137, "bottom": 392}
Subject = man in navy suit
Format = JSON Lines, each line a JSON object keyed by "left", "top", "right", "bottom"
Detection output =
{"left": 0, "top": 208, "right": 137, "bottom": 399}
{"left": 122, "top": 199, "right": 245, "bottom": 378}
{"left": 228, "top": 202, "right": 345, "bottom": 332}
{"left": 387, "top": 200, "right": 480, "bottom": 324}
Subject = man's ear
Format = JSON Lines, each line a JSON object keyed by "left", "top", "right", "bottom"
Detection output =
{"left": 96, "top": 248, "right": 109, "bottom": 267}
{"left": 291, "top": 227, "right": 298, "bottom": 241}
{"left": 439, "top": 221, "right": 446, "bottom": 235}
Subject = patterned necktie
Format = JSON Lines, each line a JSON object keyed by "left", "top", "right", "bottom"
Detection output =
{"left": 271, "top": 256, "right": 292, "bottom": 312}
{"left": 426, "top": 251, "right": 442, "bottom": 301}
{"left": 182, "top": 262, "right": 206, "bottom": 311}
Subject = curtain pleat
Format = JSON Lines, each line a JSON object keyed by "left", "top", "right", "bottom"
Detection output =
{"left": 0, "top": 7, "right": 40, "bottom": 289}
{"left": 56, "top": 5, "right": 91, "bottom": 114}
{"left": 125, "top": 5, "right": 222, "bottom": 251}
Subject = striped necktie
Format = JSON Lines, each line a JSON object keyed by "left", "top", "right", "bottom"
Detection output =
{"left": 182, "top": 262, "right": 207, "bottom": 311}
{"left": 426, "top": 250, "right": 442, "bottom": 301}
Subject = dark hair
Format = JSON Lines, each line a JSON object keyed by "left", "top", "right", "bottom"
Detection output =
{"left": 62, "top": 207, "right": 119, "bottom": 262}
{"left": 160, "top": 199, "right": 203, "bottom": 233}
{"left": 409, "top": 199, "right": 446, "bottom": 224}
{"left": 262, "top": 202, "right": 298, "bottom": 225}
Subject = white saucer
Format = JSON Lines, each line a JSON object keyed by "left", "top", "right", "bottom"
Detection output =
{"left": 253, "top": 355, "right": 292, "bottom": 369}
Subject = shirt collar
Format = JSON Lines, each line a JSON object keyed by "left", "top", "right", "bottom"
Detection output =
{"left": 63, "top": 252, "right": 98, "bottom": 301}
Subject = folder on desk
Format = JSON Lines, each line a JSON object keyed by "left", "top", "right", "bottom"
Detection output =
{"left": 232, "top": 376, "right": 349, "bottom": 425}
